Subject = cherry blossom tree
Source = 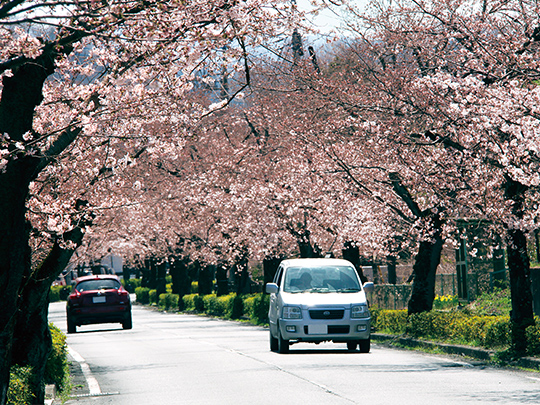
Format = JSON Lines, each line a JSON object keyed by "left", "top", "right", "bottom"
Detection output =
{"left": 0, "top": 0, "right": 296, "bottom": 402}
{"left": 290, "top": 0, "right": 540, "bottom": 351}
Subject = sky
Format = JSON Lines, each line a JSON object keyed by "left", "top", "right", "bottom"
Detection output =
{"left": 296, "top": 0, "right": 369, "bottom": 34}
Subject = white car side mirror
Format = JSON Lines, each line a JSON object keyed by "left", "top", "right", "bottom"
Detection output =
{"left": 266, "top": 283, "right": 279, "bottom": 294}
{"left": 363, "top": 281, "right": 374, "bottom": 293}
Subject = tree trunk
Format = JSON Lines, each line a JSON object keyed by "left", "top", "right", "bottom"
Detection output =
{"left": 407, "top": 212, "right": 445, "bottom": 315}
{"left": 12, "top": 212, "right": 90, "bottom": 403}
{"left": 342, "top": 242, "right": 368, "bottom": 283}
{"left": 215, "top": 262, "right": 229, "bottom": 297}
{"left": 504, "top": 176, "right": 535, "bottom": 355}
{"left": 156, "top": 260, "right": 167, "bottom": 297}
{"left": 234, "top": 258, "right": 251, "bottom": 295}
{"left": 263, "top": 257, "right": 282, "bottom": 288}
{"left": 12, "top": 281, "right": 54, "bottom": 405}
{"left": 387, "top": 256, "right": 397, "bottom": 285}
{"left": 198, "top": 263, "right": 213, "bottom": 296}
{"left": 0, "top": 48, "right": 57, "bottom": 405}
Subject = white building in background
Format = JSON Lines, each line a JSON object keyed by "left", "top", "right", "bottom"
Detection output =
{"left": 101, "top": 254, "right": 124, "bottom": 276}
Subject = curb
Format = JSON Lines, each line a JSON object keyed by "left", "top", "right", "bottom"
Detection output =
{"left": 372, "top": 333, "right": 540, "bottom": 370}
{"left": 45, "top": 384, "right": 55, "bottom": 405}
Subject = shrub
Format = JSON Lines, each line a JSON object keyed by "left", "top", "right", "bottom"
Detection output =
{"left": 49, "top": 285, "right": 71, "bottom": 302}
{"left": 135, "top": 287, "right": 150, "bottom": 304}
{"left": 484, "top": 317, "right": 511, "bottom": 348}
{"left": 243, "top": 295, "right": 255, "bottom": 316}
{"left": 123, "top": 278, "right": 141, "bottom": 293}
{"left": 230, "top": 295, "right": 244, "bottom": 319}
{"left": 149, "top": 289, "right": 158, "bottom": 304}
{"left": 193, "top": 295, "right": 204, "bottom": 312}
{"left": 203, "top": 294, "right": 229, "bottom": 317}
{"left": 182, "top": 294, "right": 197, "bottom": 311}
{"left": 526, "top": 323, "right": 540, "bottom": 356}
{"left": 372, "top": 309, "right": 408, "bottom": 334}
{"left": 8, "top": 325, "right": 70, "bottom": 405}
{"left": 159, "top": 293, "right": 180, "bottom": 311}
{"left": 404, "top": 310, "right": 511, "bottom": 348}
{"left": 44, "top": 323, "right": 70, "bottom": 392}
{"left": 249, "top": 294, "right": 269, "bottom": 325}
{"left": 8, "top": 366, "right": 34, "bottom": 405}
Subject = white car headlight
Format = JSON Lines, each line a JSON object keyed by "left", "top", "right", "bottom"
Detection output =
{"left": 351, "top": 305, "right": 370, "bottom": 319}
{"left": 282, "top": 306, "right": 302, "bottom": 319}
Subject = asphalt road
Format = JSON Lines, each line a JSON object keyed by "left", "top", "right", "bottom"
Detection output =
{"left": 48, "top": 300, "right": 540, "bottom": 404}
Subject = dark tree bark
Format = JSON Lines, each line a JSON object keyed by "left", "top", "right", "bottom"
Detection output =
{"left": 198, "top": 262, "right": 213, "bottom": 296}
{"left": 0, "top": 44, "right": 61, "bottom": 405}
{"left": 504, "top": 176, "right": 535, "bottom": 354}
{"left": 407, "top": 214, "right": 445, "bottom": 314}
{"left": 215, "top": 262, "right": 229, "bottom": 297}
{"left": 263, "top": 256, "right": 282, "bottom": 288}
{"left": 387, "top": 256, "right": 397, "bottom": 285}
{"left": 12, "top": 218, "right": 90, "bottom": 403}
{"left": 156, "top": 260, "right": 167, "bottom": 297}
{"left": 342, "top": 242, "right": 368, "bottom": 283}
{"left": 388, "top": 172, "right": 445, "bottom": 315}
{"left": 234, "top": 259, "right": 251, "bottom": 295}
{"left": 169, "top": 256, "right": 191, "bottom": 309}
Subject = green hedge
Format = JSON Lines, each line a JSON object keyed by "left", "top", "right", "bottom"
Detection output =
{"left": 8, "top": 366, "right": 34, "bottom": 405}
{"left": 159, "top": 293, "right": 179, "bottom": 311}
{"left": 141, "top": 292, "right": 270, "bottom": 324}
{"left": 44, "top": 323, "right": 70, "bottom": 391}
{"left": 8, "top": 324, "right": 70, "bottom": 405}
{"left": 123, "top": 278, "right": 142, "bottom": 293}
{"left": 372, "top": 309, "right": 512, "bottom": 350}
{"left": 135, "top": 287, "right": 151, "bottom": 304}
{"left": 49, "top": 285, "right": 71, "bottom": 302}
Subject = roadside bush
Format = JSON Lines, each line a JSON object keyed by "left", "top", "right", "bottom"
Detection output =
{"left": 372, "top": 309, "right": 408, "bottom": 334}
{"left": 149, "top": 289, "right": 158, "bottom": 304}
{"left": 484, "top": 317, "right": 511, "bottom": 348}
{"left": 135, "top": 287, "right": 150, "bottom": 304}
{"left": 159, "top": 293, "right": 180, "bottom": 311}
{"left": 49, "top": 285, "right": 71, "bottom": 302}
{"left": 248, "top": 294, "right": 269, "bottom": 325}
{"left": 526, "top": 323, "right": 540, "bottom": 356}
{"left": 203, "top": 294, "right": 235, "bottom": 317}
{"left": 405, "top": 311, "right": 511, "bottom": 348}
{"left": 181, "top": 294, "right": 204, "bottom": 312}
{"left": 182, "top": 294, "right": 196, "bottom": 311}
{"left": 8, "top": 366, "right": 34, "bottom": 405}
{"left": 194, "top": 295, "right": 204, "bottom": 312}
{"left": 230, "top": 295, "right": 244, "bottom": 319}
{"left": 123, "top": 278, "right": 141, "bottom": 293}
{"left": 8, "top": 324, "right": 70, "bottom": 405}
{"left": 44, "top": 323, "right": 70, "bottom": 392}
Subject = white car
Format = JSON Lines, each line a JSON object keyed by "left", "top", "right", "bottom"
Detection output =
{"left": 266, "top": 258, "right": 374, "bottom": 353}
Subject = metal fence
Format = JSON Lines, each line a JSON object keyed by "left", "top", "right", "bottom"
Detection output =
{"left": 368, "top": 269, "right": 509, "bottom": 310}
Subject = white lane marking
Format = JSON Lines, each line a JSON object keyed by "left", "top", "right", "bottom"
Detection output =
{"left": 68, "top": 346, "right": 102, "bottom": 395}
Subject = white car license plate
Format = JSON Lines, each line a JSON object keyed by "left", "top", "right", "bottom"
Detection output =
{"left": 308, "top": 325, "right": 327, "bottom": 335}
{"left": 93, "top": 296, "right": 106, "bottom": 303}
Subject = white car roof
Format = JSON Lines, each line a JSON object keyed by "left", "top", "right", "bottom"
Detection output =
{"left": 280, "top": 258, "right": 355, "bottom": 268}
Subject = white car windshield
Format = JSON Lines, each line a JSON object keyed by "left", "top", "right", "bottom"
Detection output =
{"left": 283, "top": 266, "right": 361, "bottom": 293}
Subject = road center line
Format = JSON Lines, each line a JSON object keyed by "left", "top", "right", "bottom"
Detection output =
{"left": 68, "top": 346, "right": 102, "bottom": 396}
